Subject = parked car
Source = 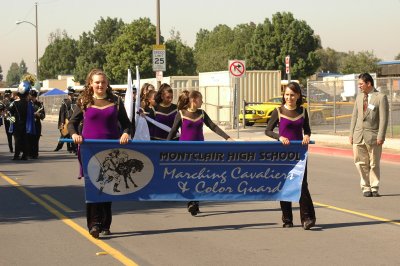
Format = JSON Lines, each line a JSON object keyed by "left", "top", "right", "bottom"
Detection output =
{"left": 303, "top": 87, "right": 334, "bottom": 102}
{"left": 239, "top": 98, "right": 281, "bottom": 126}
{"left": 239, "top": 96, "right": 333, "bottom": 126}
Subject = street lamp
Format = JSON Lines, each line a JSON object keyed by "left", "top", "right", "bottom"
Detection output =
{"left": 16, "top": 2, "right": 39, "bottom": 82}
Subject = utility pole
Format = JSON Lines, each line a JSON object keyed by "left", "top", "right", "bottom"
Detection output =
{"left": 156, "top": 0, "right": 161, "bottom": 89}
{"left": 16, "top": 2, "right": 39, "bottom": 89}
{"left": 35, "top": 2, "right": 39, "bottom": 82}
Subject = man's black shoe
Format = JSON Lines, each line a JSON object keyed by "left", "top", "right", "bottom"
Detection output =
{"left": 283, "top": 222, "right": 293, "bottom": 228}
{"left": 187, "top": 201, "right": 200, "bottom": 216}
{"left": 372, "top": 191, "right": 380, "bottom": 197}
{"left": 303, "top": 219, "right": 316, "bottom": 230}
{"left": 363, "top": 191, "right": 372, "bottom": 197}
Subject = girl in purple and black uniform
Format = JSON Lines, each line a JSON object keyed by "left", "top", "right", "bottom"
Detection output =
{"left": 153, "top": 83, "right": 178, "bottom": 140}
{"left": 265, "top": 82, "right": 316, "bottom": 230}
{"left": 167, "top": 90, "right": 232, "bottom": 216}
{"left": 68, "top": 69, "right": 132, "bottom": 238}
{"left": 141, "top": 90, "right": 157, "bottom": 139}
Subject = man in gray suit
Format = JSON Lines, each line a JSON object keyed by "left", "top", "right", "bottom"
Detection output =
{"left": 349, "top": 73, "right": 389, "bottom": 197}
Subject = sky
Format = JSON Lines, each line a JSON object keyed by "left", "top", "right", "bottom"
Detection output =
{"left": 1, "top": 0, "right": 400, "bottom": 77}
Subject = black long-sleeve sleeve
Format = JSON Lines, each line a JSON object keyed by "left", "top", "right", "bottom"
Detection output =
{"left": 203, "top": 112, "right": 230, "bottom": 140}
{"left": 67, "top": 104, "right": 83, "bottom": 136}
{"left": 265, "top": 108, "right": 280, "bottom": 140}
{"left": 117, "top": 99, "right": 133, "bottom": 135}
{"left": 303, "top": 109, "right": 311, "bottom": 136}
{"left": 167, "top": 112, "right": 182, "bottom": 140}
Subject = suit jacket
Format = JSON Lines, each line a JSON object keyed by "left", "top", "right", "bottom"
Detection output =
{"left": 349, "top": 88, "right": 389, "bottom": 145}
{"left": 57, "top": 98, "right": 75, "bottom": 128}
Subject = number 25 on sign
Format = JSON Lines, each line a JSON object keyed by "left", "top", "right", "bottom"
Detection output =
{"left": 153, "top": 44, "right": 166, "bottom": 72}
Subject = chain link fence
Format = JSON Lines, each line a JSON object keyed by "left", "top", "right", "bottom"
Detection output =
{"left": 306, "top": 77, "right": 400, "bottom": 138}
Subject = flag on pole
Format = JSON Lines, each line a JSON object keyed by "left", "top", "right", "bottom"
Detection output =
{"left": 134, "top": 65, "right": 141, "bottom": 126}
{"left": 124, "top": 69, "right": 134, "bottom": 122}
{"left": 133, "top": 66, "right": 150, "bottom": 140}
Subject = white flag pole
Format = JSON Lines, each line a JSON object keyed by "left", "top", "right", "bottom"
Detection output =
{"left": 124, "top": 69, "right": 134, "bottom": 122}
{"left": 134, "top": 66, "right": 141, "bottom": 127}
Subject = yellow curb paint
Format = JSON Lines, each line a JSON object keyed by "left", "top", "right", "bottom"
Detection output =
{"left": 41, "top": 194, "right": 76, "bottom": 213}
{"left": 314, "top": 201, "right": 400, "bottom": 226}
{"left": 0, "top": 172, "right": 138, "bottom": 266}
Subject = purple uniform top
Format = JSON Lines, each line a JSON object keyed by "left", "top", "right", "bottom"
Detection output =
{"left": 265, "top": 106, "right": 311, "bottom": 141}
{"left": 179, "top": 110, "right": 205, "bottom": 141}
{"left": 278, "top": 107, "right": 305, "bottom": 141}
{"left": 167, "top": 109, "right": 230, "bottom": 141}
{"left": 153, "top": 104, "right": 177, "bottom": 140}
{"left": 82, "top": 105, "right": 120, "bottom": 139}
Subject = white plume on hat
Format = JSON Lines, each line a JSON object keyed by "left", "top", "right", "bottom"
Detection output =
{"left": 18, "top": 81, "right": 32, "bottom": 95}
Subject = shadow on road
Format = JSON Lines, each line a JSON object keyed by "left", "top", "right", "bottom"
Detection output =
{"left": 102, "top": 222, "right": 277, "bottom": 239}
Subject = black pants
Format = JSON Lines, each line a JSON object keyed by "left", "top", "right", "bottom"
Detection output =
{"left": 28, "top": 122, "right": 41, "bottom": 158}
{"left": 86, "top": 202, "right": 112, "bottom": 231}
{"left": 13, "top": 127, "right": 29, "bottom": 159}
{"left": 4, "top": 120, "right": 13, "bottom": 152}
{"left": 28, "top": 134, "right": 40, "bottom": 157}
{"left": 55, "top": 133, "right": 76, "bottom": 152}
{"left": 280, "top": 167, "right": 315, "bottom": 224}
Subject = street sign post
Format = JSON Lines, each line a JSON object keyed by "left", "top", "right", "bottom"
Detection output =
{"left": 155, "top": 71, "right": 163, "bottom": 82}
{"left": 285, "top": 55, "right": 291, "bottom": 82}
{"left": 228, "top": 60, "right": 246, "bottom": 138}
{"left": 152, "top": 44, "right": 166, "bottom": 72}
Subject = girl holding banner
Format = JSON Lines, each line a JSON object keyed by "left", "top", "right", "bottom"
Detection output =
{"left": 140, "top": 90, "right": 157, "bottom": 139}
{"left": 68, "top": 69, "right": 132, "bottom": 238}
{"left": 167, "top": 90, "right": 233, "bottom": 216}
{"left": 265, "top": 81, "right": 316, "bottom": 230}
{"left": 153, "top": 83, "right": 178, "bottom": 140}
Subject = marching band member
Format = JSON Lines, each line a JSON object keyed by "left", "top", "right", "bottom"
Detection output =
{"left": 9, "top": 81, "right": 36, "bottom": 161}
{"left": 2, "top": 90, "right": 15, "bottom": 153}
{"left": 153, "top": 83, "right": 178, "bottom": 140}
{"left": 167, "top": 90, "right": 232, "bottom": 216}
{"left": 54, "top": 87, "right": 77, "bottom": 153}
{"left": 265, "top": 81, "right": 316, "bottom": 230}
{"left": 68, "top": 69, "right": 131, "bottom": 239}
{"left": 28, "top": 89, "right": 45, "bottom": 159}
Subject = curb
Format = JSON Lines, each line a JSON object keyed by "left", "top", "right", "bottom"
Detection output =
{"left": 310, "top": 145, "right": 399, "bottom": 163}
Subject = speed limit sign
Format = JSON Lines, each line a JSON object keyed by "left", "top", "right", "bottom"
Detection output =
{"left": 152, "top": 44, "right": 166, "bottom": 72}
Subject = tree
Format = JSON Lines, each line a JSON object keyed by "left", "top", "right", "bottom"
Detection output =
{"left": 194, "top": 24, "right": 236, "bottom": 72}
{"left": 246, "top": 12, "right": 321, "bottom": 81}
{"left": 104, "top": 18, "right": 157, "bottom": 83}
{"left": 316, "top": 47, "right": 347, "bottom": 73}
{"left": 165, "top": 30, "right": 196, "bottom": 76}
{"left": 6, "top": 62, "right": 21, "bottom": 86}
{"left": 395, "top": 53, "right": 400, "bottom": 60}
{"left": 0, "top": 65, "right": 6, "bottom": 87}
{"left": 39, "top": 31, "right": 78, "bottom": 79}
{"left": 339, "top": 51, "right": 380, "bottom": 74}
{"left": 19, "top": 60, "right": 28, "bottom": 77}
{"left": 193, "top": 23, "right": 256, "bottom": 72}
{"left": 74, "top": 17, "right": 125, "bottom": 84}
{"left": 232, "top": 22, "right": 256, "bottom": 59}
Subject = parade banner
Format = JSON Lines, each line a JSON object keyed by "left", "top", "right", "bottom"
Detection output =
{"left": 77, "top": 140, "right": 309, "bottom": 203}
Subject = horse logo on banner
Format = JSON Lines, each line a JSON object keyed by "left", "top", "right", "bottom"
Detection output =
{"left": 87, "top": 148, "right": 154, "bottom": 195}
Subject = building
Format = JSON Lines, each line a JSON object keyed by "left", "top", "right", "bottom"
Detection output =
{"left": 377, "top": 60, "right": 400, "bottom": 77}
